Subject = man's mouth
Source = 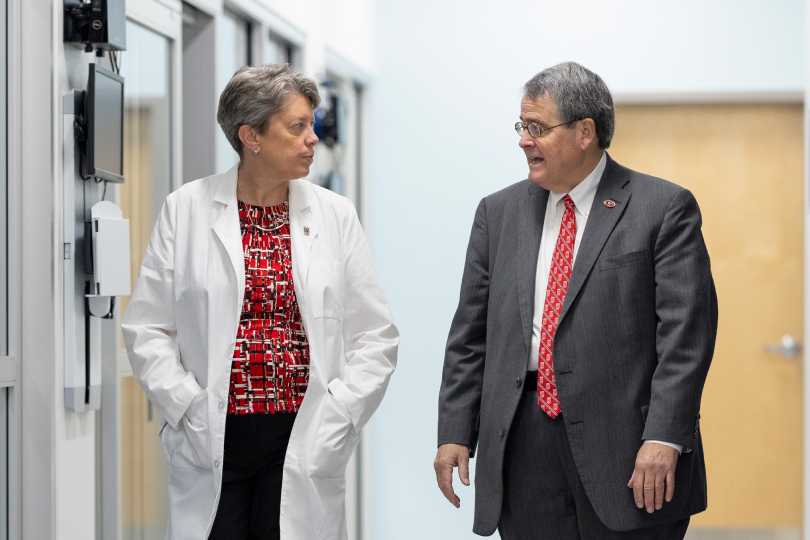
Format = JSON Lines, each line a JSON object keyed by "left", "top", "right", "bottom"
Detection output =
{"left": 529, "top": 157, "right": 544, "bottom": 164}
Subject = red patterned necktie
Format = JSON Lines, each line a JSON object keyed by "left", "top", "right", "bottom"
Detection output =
{"left": 538, "top": 194, "right": 577, "bottom": 418}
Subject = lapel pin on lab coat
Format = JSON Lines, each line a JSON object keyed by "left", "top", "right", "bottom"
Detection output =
{"left": 304, "top": 226, "right": 310, "bottom": 236}
{"left": 604, "top": 200, "right": 616, "bottom": 208}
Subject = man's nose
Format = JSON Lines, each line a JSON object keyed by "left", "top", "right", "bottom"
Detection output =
{"left": 518, "top": 132, "right": 534, "bottom": 149}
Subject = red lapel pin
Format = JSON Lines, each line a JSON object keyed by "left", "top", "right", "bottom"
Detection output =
{"left": 604, "top": 200, "right": 616, "bottom": 208}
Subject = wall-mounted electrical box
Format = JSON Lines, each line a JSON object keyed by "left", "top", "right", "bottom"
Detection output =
{"left": 64, "top": 0, "right": 126, "bottom": 52}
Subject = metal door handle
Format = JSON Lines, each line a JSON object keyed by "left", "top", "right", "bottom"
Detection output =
{"left": 764, "top": 335, "right": 802, "bottom": 359}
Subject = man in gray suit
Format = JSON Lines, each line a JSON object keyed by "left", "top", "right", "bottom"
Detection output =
{"left": 434, "top": 62, "right": 716, "bottom": 539}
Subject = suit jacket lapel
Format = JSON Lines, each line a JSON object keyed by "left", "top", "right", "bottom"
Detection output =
{"left": 558, "top": 155, "right": 632, "bottom": 325}
{"left": 518, "top": 183, "right": 549, "bottom": 355}
{"left": 211, "top": 164, "right": 245, "bottom": 295}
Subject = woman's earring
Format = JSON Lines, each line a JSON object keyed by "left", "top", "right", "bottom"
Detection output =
{"left": 254, "top": 148, "right": 259, "bottom": 155}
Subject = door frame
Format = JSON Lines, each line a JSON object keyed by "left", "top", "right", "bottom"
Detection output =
{"left": 5, "top": 0, "right": 20, "bottom": 536}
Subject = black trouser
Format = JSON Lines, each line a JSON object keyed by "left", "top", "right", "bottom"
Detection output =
{"left": 209, "top": 413, "right": 296, "bottom": 540}
{"left": 498, "top": 373, "right": 690, "bottom": 540}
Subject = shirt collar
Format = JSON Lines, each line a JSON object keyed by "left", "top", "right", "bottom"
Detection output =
{"left": 548, "top": 151, "right": 607, "bottom": 218}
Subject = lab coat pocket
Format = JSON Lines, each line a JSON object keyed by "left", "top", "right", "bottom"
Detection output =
{"left": 309, "top": 260, "right": 344, "bottom": 320}
{"left": 171, "top": 389, "right": 212, "bottom": 471}
{"left": 308, "top": 393, "right": 360, "bottom": 478}
{"left": 158, "top": 419, "right": 171, "bottom": 463}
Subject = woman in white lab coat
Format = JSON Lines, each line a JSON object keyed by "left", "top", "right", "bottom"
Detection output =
{"left": 121, "top": 64, "right": 398, "bottom": 540}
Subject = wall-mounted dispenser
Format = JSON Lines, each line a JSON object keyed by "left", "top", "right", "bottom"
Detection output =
{"left": 85, "top": 201, "right": 130, "bottom": 315}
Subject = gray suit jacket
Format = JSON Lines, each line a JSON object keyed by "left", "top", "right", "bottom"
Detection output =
{"left": 438, "top": 155, "right": 717, "bottom": 534}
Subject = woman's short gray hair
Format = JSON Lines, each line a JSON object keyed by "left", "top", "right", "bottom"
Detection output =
{"left": 524, "top": 62, "right": 615, "bottom": 149}
{"left": 217, "top": 64, "right": 321, "bottom": 158}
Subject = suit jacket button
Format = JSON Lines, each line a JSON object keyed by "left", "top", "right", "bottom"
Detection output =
{"left": 516, "top": 377, "right": 522, "bottom": 388}
{"left": 500, "top": 428, "right": 505, "bottom": 438}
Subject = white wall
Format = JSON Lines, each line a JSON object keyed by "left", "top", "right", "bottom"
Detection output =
{"left": 18, "top": 1, "right": 102, "bottom": 537}
{"left": 367, "top": 1, "right": 804, "bottom": 539}
{"left": 258, "top": 0, "right": 374, "bottom": 74}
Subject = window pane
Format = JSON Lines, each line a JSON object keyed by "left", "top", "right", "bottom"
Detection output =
{"left": 119, "top": 20, "right": 172, "bottom": 540}
{"left": 218, "top": 11, "right": 250, "bottom": 172}
{"left": 264, "top": 38, "right": 281, "bottom": 65}
{"left": 264, "top": 35, "right": 291, "bottom": 66}
{"left": 313, "top": 75, "right": 351, "bottom": 197}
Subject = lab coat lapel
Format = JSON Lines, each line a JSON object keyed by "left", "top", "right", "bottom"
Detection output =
{"left": 288, "top": 179, "right": 316, "bottom": 314}
{"left": 211, "top": 164, "right": 245, "bottom": 295}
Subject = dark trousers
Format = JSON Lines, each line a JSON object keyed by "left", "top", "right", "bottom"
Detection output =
{"left": 498, "top": 376, "right": 690, "bottom": 540}
{"left": 209, "top": 413, "right": 297, "bottom": 540}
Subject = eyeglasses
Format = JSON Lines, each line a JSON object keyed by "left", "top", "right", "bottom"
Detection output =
{"left": 515, "top": 119, "right": 578, "bottom": 138}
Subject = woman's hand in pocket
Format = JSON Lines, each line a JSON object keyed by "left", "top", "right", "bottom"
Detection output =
{"left": 308, "top": 392, "right": 360, "bottom": 477}
{"left": 178, "top": 389, "right": 211, "bottom": 470}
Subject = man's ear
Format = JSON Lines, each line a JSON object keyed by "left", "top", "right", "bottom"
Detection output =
{"left": 579, "top": 118, "right": 598, "bottom": 151}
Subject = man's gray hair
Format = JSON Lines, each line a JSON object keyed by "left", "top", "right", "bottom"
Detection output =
{"left": 217, "top": 64, "right": 321, "bottom": 158}
{"left": 524, "top": 62, "right": 614, "bottom": 149}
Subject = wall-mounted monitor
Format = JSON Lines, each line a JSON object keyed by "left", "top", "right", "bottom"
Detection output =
{"left": 82, "top": 63, "right": 124, "bottom": 183}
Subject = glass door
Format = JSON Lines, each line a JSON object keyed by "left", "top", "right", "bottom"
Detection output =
{"left": 119, "top": 20, "right": 173, "bottom": 540}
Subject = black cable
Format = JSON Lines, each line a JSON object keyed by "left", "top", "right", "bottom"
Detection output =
{"left": 101, "top": 180, "right": 107, "bottom": 201}
{"left": 73, "top": 116, "right": 86, "bottom": 142}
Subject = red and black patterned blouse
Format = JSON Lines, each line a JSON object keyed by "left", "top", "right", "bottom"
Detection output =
{"left": 227, "top": 200, "right": 310, "bottom": 415}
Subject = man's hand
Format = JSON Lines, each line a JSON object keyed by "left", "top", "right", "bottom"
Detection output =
{"left": 434, "top": 443, "right": 471, "bottom": 508}
{"left": 627, "top": 442, "right": 679, "bottom": 513}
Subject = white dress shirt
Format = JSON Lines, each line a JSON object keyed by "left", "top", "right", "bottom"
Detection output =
{"left": 526, "top": 152, "right": 682, "bottom": 454}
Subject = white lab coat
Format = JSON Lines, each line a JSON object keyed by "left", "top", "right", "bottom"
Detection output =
{"left": 121, "top": 165, "right": 398, "bottom": 540}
